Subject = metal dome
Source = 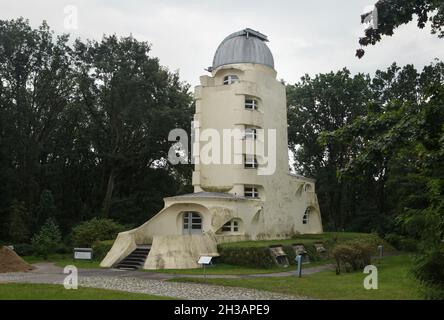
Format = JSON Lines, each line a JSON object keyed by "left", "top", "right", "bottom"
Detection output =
{"left": 211, "top": 28, "right": 274, "bottom": 71}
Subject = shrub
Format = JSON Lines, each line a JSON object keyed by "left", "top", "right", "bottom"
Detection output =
{"left": 71, "top": 218, "right": 126, "bottom": 247}
{"left": 384, "top": 233, "right": 403, "bottom": 248}
{"left": 413, "top": 246, "right": 444, "bottom": 299}
{"left": 305, "top": 244, "right": 323, "bottom": 262}
{"left": 218, "top": 246, "right": 275, "bottom": 269}
{"left": 55, "top": 243, "right": 70, "bottom": 254}
{"left": 14, "top": 243, "right": 34, "bottom": 256}
{"left": 218, "top": 243, "right": 326, "bottom": 269}
{"left": 332, "top": 240, "right": 373, "bottom": 274}
{"left": 92, "top": 240, "right": 115, "bottom": 261}
{"left": 6, "top": 200, "right": 30, "bottom": 243}
{"left": 282, "top": 246, "right": 296, "bottom": 265}
{"left": 384, "top": 233, "right": 418, "bottom": 252}
{"left": 399, "top": 238, "right": 418, "bottom": 252}
{"left": 31, "top": 218, "right": 62, "bottom": 259}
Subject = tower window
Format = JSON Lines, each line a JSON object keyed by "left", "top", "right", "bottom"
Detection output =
{"left": 221, "top": 219, "right": 239, "bottom": 233}
{"left": 245, "top": 98, "right": 258, "bottom": 110}
{"left": 244, "top": 128, "right": 257, "bottom": 140}
{"left": 244, "top": 187, "right": 259, "bottom": 198}
{"left": 223, "top": 75, "right": 239, "bottom": 85}
{"left": 302, "top": 208, "right": 310, "bottom": 225}
{"left": 244, "top": 155, "right": 258, "bottom": 168}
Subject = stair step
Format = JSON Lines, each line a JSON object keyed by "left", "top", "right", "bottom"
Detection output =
{"left": 117, "top": 262, "right": 143, "bottom": 267}
{"left": 115, "top": 246, "right": 151, "bottom": 270}
{"left": 117, "top": 266, "right": 138, "bottom": 270}
{"left": 124, "top": 257, "right": 146, "bottom": 261}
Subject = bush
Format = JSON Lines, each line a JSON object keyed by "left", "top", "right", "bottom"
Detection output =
{"left": 218, "top": 246, "right": 275, "bottom": 269}
{"left": 218, "top": 243, "right": 326, "bottom": 269}
{"left": 282, "top": 246, "right": 296, "bottom": 265}
{"left": 384, "top": 233, "right": 418, "bottom": 252}
{"left": 332, "top": 240, "right": 373, "bottom": 274}
{"left": 399, "top": 238, "right": 418, "bottom": 252}
{"left": 92, "top": 240, "right": 115, "bottom": 261}
{"left": 384, "top": 233, "right": 402, "bottom": 248}
{"left": 31, "top": 218, "right": 62, "bottom": 259}
{"left": 55, "top": 243, "right": 70, "bottom": 254}
{"left": 413, "top": 246, "right": 444, "bottom": 299}
{"left": 14, "top": 243, "right": 34, "bottom": 256}
{"left": 71, "top": 218, "right": 126, "bottom": 247}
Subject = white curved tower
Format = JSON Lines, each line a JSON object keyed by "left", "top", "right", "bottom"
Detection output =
{"left": 193, "top": 28, "right": 322, "bottom": 237}
{"left": 102, "top": 28, "right": 323, "bottom": 270}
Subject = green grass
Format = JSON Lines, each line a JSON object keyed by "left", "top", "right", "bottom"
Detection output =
{"left": 170, "top": 254, "right": 423, "bottom": 300}
{"left": 143, "top": 260, "right": 332, "bottom": 275}
{"left": 220, "top": 232, "right": 394, "bottom": 251}
{"left": 0, "top": 283, "right": 172, "bottom": 300}
{"left": 23, "top": 254, "right": 102, "bottom": 269}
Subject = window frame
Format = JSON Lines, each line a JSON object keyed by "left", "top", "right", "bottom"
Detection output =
{"left": 223, "top": 75, "right": 239, "bottom": 85}
{"left": 245, "top": 98, "right": 258, "bottom": 110}
{"left": 244, "top": 154, "right": 258, "bottom": 169}
{"left": 221, "top": 219, "right": 240, "bottom": 233}
{"left": 244, "top": 127, "right": 257, "bottom": 140}
{"left": 302, "top": 208, "right": 310, "bottom": 225}
{"left": 183, "top": 212, "right": 202, "bottom": 234}
{"left": 244, "top": 186, "right": 259, "bottom": 198}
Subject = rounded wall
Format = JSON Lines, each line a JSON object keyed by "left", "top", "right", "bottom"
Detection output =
{"left": 133, "top": 203, "right": 212, "bottom": 244}
{"left": 194, "top": 63, "right": 287, "bottom": 193}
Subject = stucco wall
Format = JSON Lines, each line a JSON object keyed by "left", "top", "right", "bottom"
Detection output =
{"left": 101, "top": 62, "right": 323, "bottom": 270}
{"left": 194, "top": 63, "right": 323, "bottom": 237}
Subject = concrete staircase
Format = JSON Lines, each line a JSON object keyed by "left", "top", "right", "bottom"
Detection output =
{"left": 115, "top": 246, "right": 151, "bottom": 270}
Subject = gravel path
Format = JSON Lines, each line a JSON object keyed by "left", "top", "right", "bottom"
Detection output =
{"left": 79, "top": 276, "right": 305, "bottom": 300}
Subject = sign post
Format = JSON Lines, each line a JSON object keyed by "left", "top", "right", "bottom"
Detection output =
{"left": 73, "top": 248, "right": 93, "bottom": 262}
{"left": 377, "top": 245, "right": 384, "bottom": 260}
{"left": 295, "top": 254, "right": 302, "bottom": 278}
{"left": 198, "top": 256, "right": 213, "bottom": 281}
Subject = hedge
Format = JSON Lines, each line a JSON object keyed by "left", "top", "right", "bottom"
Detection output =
{"left": 92, "top": 240, "right": 115, "bottom": 261}
{"left": 217, "top": 246, "right": 275, "bottom": 268}
{"left": 217, "top": 243, "right": 324, "bottom": 269}
{"left": 217, "top": 233, "right": 393, "bottom": 269}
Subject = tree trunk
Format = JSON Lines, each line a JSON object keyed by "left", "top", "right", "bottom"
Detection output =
{"left": 102, "top": 168, "right": 116, "bottom": 217}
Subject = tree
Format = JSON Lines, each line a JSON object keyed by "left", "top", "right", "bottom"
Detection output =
{"left": 357, "top": 0, "right": 444, "bottom": 58}
{"left": 31, "top": 218, "right": 62, "bottom": 259}
{"left": 35, "top": 190, "right": 57, "bottom": 229}
{"left": 0, "top": 19, "right": 194, "bottom": 238}
{"left": 71, "top": 217, "right": 126, "bottom": 247}
{"left": 325, "top": 61, "right": 444, "bottom": 297}
{"left": 6, "top": 200, "right": 30, "bottom": 243}
{"left": 73, "top": 35, "right": 193, "bottom": 217}
{"left": 287, "top": 69, "right": 373, "bottom": 230}
{"left": 0, "top": 18, "right": 74, "bottom": 208}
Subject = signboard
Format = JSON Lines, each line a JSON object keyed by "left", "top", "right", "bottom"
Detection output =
{"left": 73, "top": 248, "right": 93, "bottom": 261}
{"left": 198, "top": 256, "right": 212, "bottom": 265}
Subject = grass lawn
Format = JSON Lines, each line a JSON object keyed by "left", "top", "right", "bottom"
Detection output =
{"left": 0, "top": 283, "right": 172, "bottom": 300}
{"left": 23, "top": 254, "right": 102, "bottom": 269}
{"left": 171, "top": 254, "right": 423, "bottom": 300}
{"left": 143, "top": 260, "right": 333, "bottom": 275}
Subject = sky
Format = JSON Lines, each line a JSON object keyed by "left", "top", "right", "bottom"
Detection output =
{"left": 1, "top": 0, "right": 443, "bottom": 87}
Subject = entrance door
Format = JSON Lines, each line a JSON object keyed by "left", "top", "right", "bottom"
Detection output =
{"left": 183, "top": 212, "right": 202, "bottom": 235}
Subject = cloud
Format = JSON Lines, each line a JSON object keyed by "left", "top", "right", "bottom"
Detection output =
{"left": 1, "top": 0, "right": 443, "bottom": 86}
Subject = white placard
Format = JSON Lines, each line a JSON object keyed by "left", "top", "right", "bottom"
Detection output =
{"left": 74, "top": 251, "right": 92, "bottom": 260}
{"left": 198, "top": 256, "right": 212, "bottom": 265}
